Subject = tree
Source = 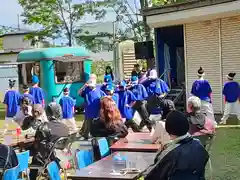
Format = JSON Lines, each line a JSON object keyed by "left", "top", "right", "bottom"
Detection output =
{"left": 0, "top": 26, "right": 15, "bottom": 50}
{"left": 18, "top": 0, "right": 112, "bottom": 46}
{"left": 91, "top": 60, "right": 112, "bottom": 83}
{"left": 152, "top": 0, "right": 186, "bottom": 6}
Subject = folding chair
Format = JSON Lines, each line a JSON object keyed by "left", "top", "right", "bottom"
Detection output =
{"left": 75, "top": 150, "right": 94, "bottom": 169}
{"left": 47, "top": 161, "right": 61, "bottom": 180}
{"left": 17, "top": 150, "right": 30, "bottom": 180}
{"left": 2, "top": 165, "right": 20, "bottom": 180}
{"left": 30, "top": 137, "right": 69, "bottom": 179}
{"left": 91, "top": 137, "right": 110, "bottom": 161}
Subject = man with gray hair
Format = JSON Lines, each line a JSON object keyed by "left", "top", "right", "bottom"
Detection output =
{"left": 186, "top": 96, "right": 216, "bottom": 136}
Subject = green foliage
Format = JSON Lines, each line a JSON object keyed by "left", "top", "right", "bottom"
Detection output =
{"left": 111, "top": 0, "right": 146, "bottom": 42}
{"left": 0, "top": 27, "right": 15, "bottom": 49}
{"left": 152, "top": 0, "right": 186, "bottom": 6}
{"left": 75, "top": 32, "right": 113, "bottom": 52}
{"left": 91, "top": 60, "right": 112, "bottom": 83}
{"left": 0, "top": 38, "right": 3, "bottom": 50}
{"left": 18, "top": 0, "right": 112, "bottom": 46}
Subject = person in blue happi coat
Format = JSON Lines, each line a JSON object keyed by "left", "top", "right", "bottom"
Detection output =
{"left": 220, "top": 72, "right": 240, "bottom": 124}
{"left": 19, "top": 84, "right": 35, "bottom": 105}
{"left": 29, "top": 75, "right": 45, "bottom": 107}
{"left": 101, "top": 73, "right": 113, "bottom": 93}
{"left": 78, "top": 78, "right": 106, "bottom": 139}
{"left": 105, "top": 83, "right": 119, "bottom": 107}
{"left": 117, "top": 81, "right": 140, "bottom": 132}
{"left": 105, "top": 66, "right": 114, "bottom": 81}
{"left": 142, "top": 69, "right": 170, "bottom": 116}
{"left": 59, "top": 87, "right": 77, "bottom": 132}
{"left": 191, "top": 67, "right": 215, "bottom": 124}
{"left": 3, "top": 79, "right": 20, "bottom": 131}
{"left": 129, "top": 76, "right": 152, "bottom": 131}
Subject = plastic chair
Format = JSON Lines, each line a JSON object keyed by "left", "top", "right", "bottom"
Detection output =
{"left": 47, "top": 161, "right": 61, "bottom": 180}
{"left": 3, "top": 165, "right": 20, "bottom": 180}
{"left": 17, "top": 150, "right": 30, "bottom": 180}
{"left": 76, "top": 150, "right": 94, "bottom": 169}
{"left": 97, "top": 137, "right": 110, "bottom": 158}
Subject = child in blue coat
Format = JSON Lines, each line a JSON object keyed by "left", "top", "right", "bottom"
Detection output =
{"left": 117, "top": 81, "right": 140, "bottom": 132}
{"left": 129, "top": 76, "right": 152, "bottom": 131}
{"left": 220, "top": 72, "right": 240, "bottom": 124}
{"left": 3, "top": 79, "right": 20, "bottom": 131}
{"left": 29, "top": 75, "right": 45, "bottom": 107}
{"left": 59, "top": 88, "right": 77, "bottom": 132}
{"left": 105, "top": 83, "right": 119, "bottom": 108}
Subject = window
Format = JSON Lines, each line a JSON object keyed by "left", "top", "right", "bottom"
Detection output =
{"left": 55, "top": 61, "right": 84, "bottom": 83}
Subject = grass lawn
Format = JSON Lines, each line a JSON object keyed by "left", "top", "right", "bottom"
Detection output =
{"left": 0, "top": 104, "right": 239, "bottom": 179}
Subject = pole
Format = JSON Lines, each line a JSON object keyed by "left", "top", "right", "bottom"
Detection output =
{"left": 17, "top": 14, "right": 20, "bottom": 30}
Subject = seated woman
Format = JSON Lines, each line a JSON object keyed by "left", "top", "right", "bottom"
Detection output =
{"left": 144, "top": 111, "right": 209, "bottom": 180}
{"left": 90, "top": 96, "right": 128, "bottom": 138}
{"left": 150, "top": 120, "right": 170, "bottom": 147}
{"left": 150, "top": 99, "right": 175, "bottom": 146}
{"left": 186, "top": 96, "right": 216, "bottom": 136}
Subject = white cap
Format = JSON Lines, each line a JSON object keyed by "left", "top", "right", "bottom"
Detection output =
{"left": 88, "top": 80, "right": 96, "bottom": 87}
{"left": 148, "top": 69, "right": 158, "bottom": 79}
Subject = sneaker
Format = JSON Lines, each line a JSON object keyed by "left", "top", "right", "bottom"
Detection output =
{"left": 219, "top": 120, "right": 226, "bottom": 125}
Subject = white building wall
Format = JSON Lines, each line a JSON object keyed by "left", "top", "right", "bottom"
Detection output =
{"left": 0, "top": 54, "right": 18, "bottom": 63}
{"left": 3, "top": 35, "right": 32, "bottom": 50}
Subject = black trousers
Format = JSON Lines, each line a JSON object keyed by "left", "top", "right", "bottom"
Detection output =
{"left": 132, "top": 100, "right": 152, "bottom": 131}
{"left": 125, "top": 119, "right": 141, "bottom": 132}
{"left": 80, "top": 118, "right": 92, "bottom": 139}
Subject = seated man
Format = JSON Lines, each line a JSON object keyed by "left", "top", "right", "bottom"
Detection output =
{"left": 186, "top": 96, "right": 216, "bottom": 136}
{"left": 144, "top": 110, "right": 209, "bottom": 180}
{"left": 22, "top": 102, "right": 69, "bottom": 180}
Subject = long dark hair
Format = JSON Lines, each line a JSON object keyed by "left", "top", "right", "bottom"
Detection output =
{"left": 105, "top": 66, "right": 114, "bottom": 81}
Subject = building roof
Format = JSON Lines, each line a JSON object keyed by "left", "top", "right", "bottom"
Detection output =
{"left": 143, "top": 0, "right": 238, "bottom": 16}
{"left": 144, "top": 0, "right": 240, "bottom": 28}
{"left": 0, "top": 49, "right": 22, "bottom": 55}
{"left": 0, "top": 30, "right": 34, "bottom": 38}
{"left": 17, "top": 47, "right": 91, "bottom": 62}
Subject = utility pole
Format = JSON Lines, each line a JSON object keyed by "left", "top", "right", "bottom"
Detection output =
{"left": 17, "top": 14, "right": 20, "bottom": 30}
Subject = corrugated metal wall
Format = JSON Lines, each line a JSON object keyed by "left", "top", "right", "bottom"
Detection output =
{"left": 221, "top": 16, "right": 240, "bottom": 85}
{"left": 0, "top": 65, "right": 19, "bottom": 102}
{"left": 122, "top": 51, "right": 136, "bottom": 78}
{"left": 185, "top": 20, "right": 222, "bottom": 113}
{"left": 185, "top": 15, "right": 240, "bottom": 113}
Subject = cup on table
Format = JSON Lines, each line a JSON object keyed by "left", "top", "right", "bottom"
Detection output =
{"left": 16, "top": 127, "right": 22, "bottom": 137}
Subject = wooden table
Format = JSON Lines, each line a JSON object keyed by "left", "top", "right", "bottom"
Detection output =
{"left": 110, "top": 133, "right": 160, "bottom": 152}
{"left": 1, "top": 135, "right": 34, "bottom": 148}
{"left": 68, "top": 152, "right": 156, "bottom": 180}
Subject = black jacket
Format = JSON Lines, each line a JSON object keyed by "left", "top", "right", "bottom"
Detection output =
{"left": 31, "top": 120, "right": 69, "bottom": 166}
{"left": 145, "top": 136, "right": 209, "bottom": 180}
{"left": 0, "top": 144, "right": 18, "bottom": 169}
{"left": 90, "top": 118, "right": 128, "bottom": 138}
